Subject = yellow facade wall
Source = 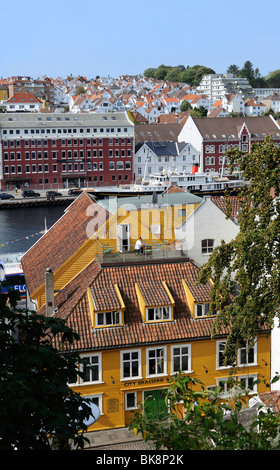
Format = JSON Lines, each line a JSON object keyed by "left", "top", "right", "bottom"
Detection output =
{"left": 72, "top": 333, "right": 271, "bottom": 432}
{"left": 32, "top": 202, "right": 199, "bottom": 309}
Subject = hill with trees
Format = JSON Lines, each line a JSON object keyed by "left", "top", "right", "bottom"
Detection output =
{"left": 144, "top": 61, "right": 280, "bottom": 88}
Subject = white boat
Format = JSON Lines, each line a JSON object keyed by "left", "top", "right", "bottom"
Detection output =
{"left": 146, "top": 169, "right": 247, "bottom": 194}
{"left": 0, "top": 252, "right": 26, "bottom": 298}
{"left": 81, "top": 166, "right": 247, "bottom": 199}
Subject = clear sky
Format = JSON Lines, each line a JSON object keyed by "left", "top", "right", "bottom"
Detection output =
{"left": 1, "top": 0, "right": 279, "bottom": 80}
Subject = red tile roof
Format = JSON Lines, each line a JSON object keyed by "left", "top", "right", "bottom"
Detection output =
{"left": 211, "top": 196, "right": 241, "bottom": 223}
{"left": 22, "top": 192, "right": 107, "bottom": 295}
{"left": 49, "top": 260, "right": 226, "bottom": 352}
{"left": 6, "top": 92, "right": 40, "bottom": 103}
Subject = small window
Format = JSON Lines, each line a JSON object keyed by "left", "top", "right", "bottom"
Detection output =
{"left": 146, "top": 306, "right": 171, "bottom": 322}
{"left": 125, "top": 392, "right": 137, "bottom": 410}
{"left": 178, "top": 208, "right": 186, "bottom": 217}
{"left": 195, "top": 303, "right": 210, "bottom": 317}
{"left": 201, "top": 239, "right": 214, "bottom": 254}
{"left": 95, "top": 310, "right": 122, "bottom": 327}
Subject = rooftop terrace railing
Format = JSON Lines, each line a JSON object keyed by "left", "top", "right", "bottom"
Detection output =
{"left": 95, "top": 240, "right": 186, "bottom": 265}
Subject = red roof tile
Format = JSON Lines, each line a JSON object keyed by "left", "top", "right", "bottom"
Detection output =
{"left": 49, "top": 260, "right": 225, "bottom": 352}
{"left": 22, "top": 192, "right": 107, "bottom": 295}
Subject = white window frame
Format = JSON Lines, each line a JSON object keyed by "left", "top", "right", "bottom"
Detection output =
{"left": 146, "top": 346, "right": 167, "bottom": 377}
{"left": 86, "top": 393, "right": 103, "bottom": 415}
{"left": 171, "top": 343, "right": 192, "bottom": 374}
{"left": 80, "top": 353, "right": 102, "bottom": 384}
{"left": 95, "top": 310, "right": 122, "bottom": 327}
{"left": 146, "top": 306, "right": 172, "bottom": 322}
{"left": 238, "top": 340, "right": 257, "bottom": 367}
{"left": 125, "top": 392, "right": 138, "bottom": 410}
{"left": 216, "top": 340, "right": 231, "bottom": 369}
{"left": 217, "top": 374, "right": 258, "bottom": 396}
{"left": 195, "top": 303, "right": 210, "bottom": 317}
{"left": 121, "top": 349, "right": 142, "bottom": 381}
{"left": 201, "top": 238, "right": 214, "bottom": 254}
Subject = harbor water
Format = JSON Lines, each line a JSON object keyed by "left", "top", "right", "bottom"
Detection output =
{"left": 0, "top": 206, "right": 66, "bottom": 255}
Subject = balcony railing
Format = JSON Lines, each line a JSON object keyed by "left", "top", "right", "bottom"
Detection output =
{"left": 95, "top": 240, "right": 186, "bottom": 265}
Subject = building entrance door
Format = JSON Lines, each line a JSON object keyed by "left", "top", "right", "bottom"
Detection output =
{"left": 143, "top": 389, "right": 168, "bottom": 419}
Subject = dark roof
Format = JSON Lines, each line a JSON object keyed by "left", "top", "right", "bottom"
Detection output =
{"left": 135, "top": 123, "right": 181, "bottom": 144}
{"left": 140, "top": 140, "right": 188, "bottom": 157}
{"left": 192, "top": 116, "right": 280, "bottom": 140}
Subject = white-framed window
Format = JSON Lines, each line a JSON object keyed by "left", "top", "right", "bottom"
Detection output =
{"left": 80, "top": 353, "right": 102, "bottom": 384}
{"left": 121, "top": 349, "right": 142, "bottom": 380}
{"left": 201, "top": 239, "right": 214, "bottom": 254}
{"left": 217, "top": 339, "right": 257, "bottom": 369}
{"left": 95, "top": 310, "right": 122, "bottom": 327}
{"left": 171, "top": 344, "right": 192, "bottom": 374}
{"left": 86, "top": 393, "right": 103, "bottom": 415}
{"left": 146, "top": 306, "right": 172, "bottom": 322}
{"left": 216, "top": 340, "right": 230, "bottom": 369}
{"left": 146, "top": 346, "right": 167, "bottom": 377}
{"left": 238, "top": 340, "right": 257, "bottom": 366}
{"left": 217, "top": 374, "right": 258, "bottom": 396}
{"left": 125, "top": 392, "right": 137, "bottom": 410}
{"left": 195, "top": 303, "right": 210, "bottom": 317}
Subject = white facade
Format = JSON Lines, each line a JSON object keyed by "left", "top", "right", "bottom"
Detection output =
{"left": 134, "top": 141, "right": 199, "bottom": 181}
{"left": 175, "top": 195, "right": 240, "bottom": 267}
{"left": 197, "top": 74, "right": 252, "bottom": 100}
{"left": 253, "top": 88, "right": 280, "bottom": 100}
{"left": 222, "top": 94, "right": 245, "bottom": 114}
{"left": 178, "top": 116, "right": 204, "bottom": 169}
{"left": 53, "top": 86, "right": 70, "bottom": 106}
{"left": 6, "top": 98, "right": 42, "bottom": 113}
{"left": 244, "top": 100, "right": 266, "bottom": 116}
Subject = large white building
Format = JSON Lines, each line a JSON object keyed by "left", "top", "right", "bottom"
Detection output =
{"left": 197, "top": 74, "right": 252, "bottom": 101}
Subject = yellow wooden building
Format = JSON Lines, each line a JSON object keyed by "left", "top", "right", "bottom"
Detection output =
{"left": 24, "top": 190, "right": 202, "bottom": 311}
{"left": 21, "top": 191, "right": 272, "bottom": 433}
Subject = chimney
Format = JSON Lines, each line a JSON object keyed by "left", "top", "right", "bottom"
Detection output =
{"left": 45, "top": 267, "right": 54, "bottom": 317}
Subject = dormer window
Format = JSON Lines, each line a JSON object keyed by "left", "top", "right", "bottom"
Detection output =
{"left": 96, "top": 310, "right": 122, "bottom": 327}
{"left": 135, "top": 281, "right": 175, "bottom": 324}
{"left": 146, "top": 306, "right": 172, "bottom": 322}
{"left": 88, "top": 283, "right": 125, "bottom": 329}
{"left": 195, "top": 302, "right": 210, "bottom": 317}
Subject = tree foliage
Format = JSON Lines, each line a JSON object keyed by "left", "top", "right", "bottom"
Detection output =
{"left": 198, "top": 136, "right": 280, "bottom": 365}
{"left": 144, "top": 61, "right": 280, "bottom": 88}
{"left": 130, "top": 373, "right": 280, "bottom": 450}
{"left": 0, "top": 290, "right": 94, "bottom": 450}
{"left": 227, "top": 61, "right": 278, "bottom": 88}
{"left": 143, "top": 64, "right": 215, "bottom": 86}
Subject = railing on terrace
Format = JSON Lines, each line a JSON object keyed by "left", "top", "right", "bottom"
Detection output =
{"left": 95, "top": 240, "right": 186, "bottom": 265}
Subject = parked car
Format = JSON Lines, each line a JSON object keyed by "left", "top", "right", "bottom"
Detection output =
{"left": 21, "top": 190, "right": 41, "bottom": 198}
{"left": 68, "top": 188, "right": 82, "bottom": 195}
{"left": 0, "top": 192, "right": 15, "bottom": 199}
{"left": 46, "top": 191, "right": 62, "bottom": 197}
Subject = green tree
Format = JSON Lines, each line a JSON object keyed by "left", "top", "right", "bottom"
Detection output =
{"left": 143, "top": 68, "right": 156, "bottom": 78}
{"left": 165, "top": 67, "right": 182, "bottom": 82}
{"left": 180, "top": 100, "right": 192, "bottom": 112}
{"left": 265, "top": 69, "right": 280, "bottom": 88}
{"left": 0, "top": 289, "right": 95, "bottom": 450}
{"left": 190, "top": 106, "right": 208, "bottom": 118}
{"left": 198, "top": 136, "right": 280, "bottom": 365}
{"left": 75, "top": 85, "right": 86, "bottom": 95}
{"left": 130, "top": 373, "right": 280, "bottom": 450}
{"left": 227, "top": 64, "right": 240, "bottom": 75}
